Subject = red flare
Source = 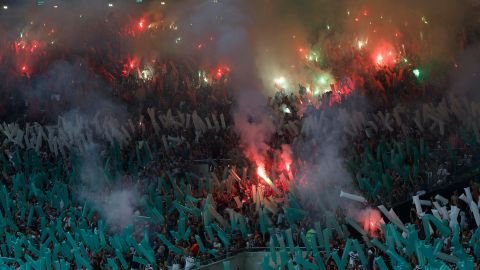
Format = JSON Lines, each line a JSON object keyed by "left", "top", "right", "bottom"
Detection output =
{"left": 257, "top": 164, "right": 269, "bottom": 182}
{"left": 216, "top": 68, "right": 223, "bottom": 79}
{"left": 359, "top": 208, "right": 382, "bottom": 237}
{"left": 20, "top": 65, "right": 30, "bottom": 78}
{"left": 138, "top": 19, "right": 146, "bottom": 31}
{"left": 214, "top": 66, "right": 230, "bottom": 80}
{"left": 30, "top": 40, "right": 39, "bottom": 52}
{"left": 372, "top": 43, "right": 397, "bottom": 67}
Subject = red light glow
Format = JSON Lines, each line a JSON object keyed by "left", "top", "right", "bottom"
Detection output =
{"left": 122, "top": 58, "right": 138, "bottom": 77}
{"left": 216, "top": 68, "right": 223, "bottom": 79}
{"left": 138, "top": 19, "right": 146, "bottom": 30}
{"left": 257, "top": 163, "right": 279, "bottom": 191}
{"left": 372, "top": 43, "right": 397, "bottom": 67}
{"left": 257, "top": 164, "right": 269, "bottom": 182}
{"left": 214, "top": 66, "right": 230, "bottom": 80}
{"left": 359, "top": 208, "right": 383, "bottom": 237}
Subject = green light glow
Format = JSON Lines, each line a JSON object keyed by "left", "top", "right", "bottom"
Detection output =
{"left": 413, "top": 69, "right": 420, "bottom": 78}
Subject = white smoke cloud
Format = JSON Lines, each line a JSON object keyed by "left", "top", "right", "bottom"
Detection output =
{"left": 78, "top": 143, "right": 140, "bottom": 230}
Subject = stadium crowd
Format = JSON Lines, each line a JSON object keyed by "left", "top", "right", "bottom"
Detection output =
{"left": 0, "top": 62, "right": 479, "bottom": 270}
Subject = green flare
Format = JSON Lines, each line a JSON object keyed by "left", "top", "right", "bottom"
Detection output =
{"left": 413, "top": 69, "right": 421, "bottom": 78}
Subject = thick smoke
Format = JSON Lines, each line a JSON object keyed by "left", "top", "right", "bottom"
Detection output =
{"left": 0, "top": 0, "right": 477, "bottom": 226}
{"left": 83, "top": 187, "right": 140, "bottom": 231}
{"left": 245, "top": 0, "right": 473, "bottom": 215}
{"left": 0, "top": 0, "right": 474, "bottom": 86}
{"left": 0, "top": 2, "right": 141, "bottom": 228}
{"left": 294, "top": 105, "right": 358, "bottom": 212}
{"left": 173, "top": 0, "right": 276, "bottom": 164}
{"left": 24, "top": 60, "right": 128, "bottom": 122}
{"left": 78, "top": 143, "right": 140, "bottom": 230}
{"left": 292, "top": 97, "right": 388, "bottom": 228}
{"left": 248, "top": 0, "right": 471, "bottom": 93}
{"left": 27, "top": 58, "right": 135, "bottom": 228}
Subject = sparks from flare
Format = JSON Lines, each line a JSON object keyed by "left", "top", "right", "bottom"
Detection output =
{"left": 372, "top": 43, "right": 398, "bottom": 67}
{"left": 256, "top": 163, "right": 280, "bottom": 193}
{"left": 257, "top": 164, "right": 272, "bottom": 184}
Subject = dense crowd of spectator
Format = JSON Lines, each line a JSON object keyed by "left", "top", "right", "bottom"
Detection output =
{"left": 0, "top": 57, "right": 480, "bottom": 270}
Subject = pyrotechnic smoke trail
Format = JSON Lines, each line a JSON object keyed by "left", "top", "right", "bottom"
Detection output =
{"left": 174, "top": 0, "right": 276, "bottom": 170}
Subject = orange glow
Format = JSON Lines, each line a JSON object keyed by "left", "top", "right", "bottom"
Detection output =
{"left": 364, "top": 218, "right": 379, "bottom": 234}
{"left": 360, "top": 208, "right": 383, "bottom": 237}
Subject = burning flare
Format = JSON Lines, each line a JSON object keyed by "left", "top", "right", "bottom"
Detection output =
{"left": 360, "top": 208, "right": 383, "bottom": 237}
{"left": 257, "top": 163, "right": 280, "bottom": 193}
